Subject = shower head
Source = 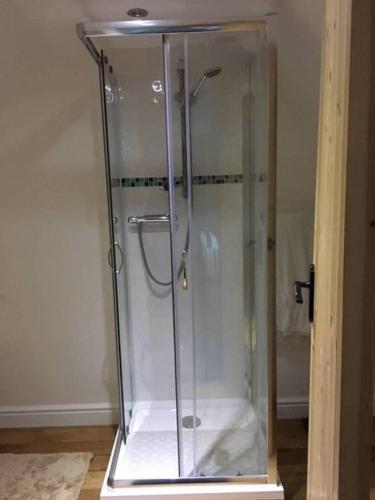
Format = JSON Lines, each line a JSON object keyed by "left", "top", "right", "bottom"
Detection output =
{"left": 191, "top": 66, "right": 222, "bottom": 98}
{"left": 204, "top": 67, "right": 222, "bottom": 79}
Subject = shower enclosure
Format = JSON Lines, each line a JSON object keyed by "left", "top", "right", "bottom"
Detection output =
{"left": 77, "top": 17, "right": 282, "bottom": 499}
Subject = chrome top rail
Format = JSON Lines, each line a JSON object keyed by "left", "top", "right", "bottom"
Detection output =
{"left": 76, "top": 18, "right": 266, "bottom": 39}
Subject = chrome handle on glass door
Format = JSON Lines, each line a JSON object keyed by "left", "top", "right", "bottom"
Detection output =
{"left": 108, "top": 242, "right": 124, "bottom": 275}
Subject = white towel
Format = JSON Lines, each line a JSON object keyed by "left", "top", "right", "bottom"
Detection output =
{"left": 276, "top": 212, "right": 314, "bottom": 336}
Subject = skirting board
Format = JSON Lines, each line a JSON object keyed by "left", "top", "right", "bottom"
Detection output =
{"left": 278, "top": 397, "right": 375, "bottom": 419}
{"left": 0, "top": 403, "right": 119, "bottom": 428}
{"left": 277, "top": 397, "right": 309, "bottom": 419}
{"left": 0, "top": 399, "right": 373, "bottom": 428}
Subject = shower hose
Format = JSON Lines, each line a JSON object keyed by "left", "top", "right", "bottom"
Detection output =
{"left": 137, "top": 221, "right": 189, "bottom": 287}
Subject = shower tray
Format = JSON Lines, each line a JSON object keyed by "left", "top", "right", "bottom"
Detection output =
{"left": 101, "top": 399, "right": 284, "bottom": 499}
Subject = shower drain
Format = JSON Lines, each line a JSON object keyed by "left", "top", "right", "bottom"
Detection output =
{"left": 182, "top": 415, "right": 202, "bottom": 429}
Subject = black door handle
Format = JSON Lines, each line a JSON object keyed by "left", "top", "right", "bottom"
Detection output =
{"left": 294, "top": 264, "right": 315, "bottom": 323}
{"left": 295, "top": 280, "right": 310, "bottom": 304}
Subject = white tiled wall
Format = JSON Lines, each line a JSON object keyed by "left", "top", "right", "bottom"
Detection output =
{"left": 105, "top": 33, "right": 256, "bottom": 403}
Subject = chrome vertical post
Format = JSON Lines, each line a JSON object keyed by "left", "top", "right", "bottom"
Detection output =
{"left": 162, "top": 34, "right": 184, "bottom": 478}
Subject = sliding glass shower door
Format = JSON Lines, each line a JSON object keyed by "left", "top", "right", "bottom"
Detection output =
{"left": 98, "top": 57, "right": 133, "bottom": 438}
{"left": 99, "top": 37, "right": 181, "bottom": 482}
{"left": 165, "top": 29, "right": 269, "bottom": 478}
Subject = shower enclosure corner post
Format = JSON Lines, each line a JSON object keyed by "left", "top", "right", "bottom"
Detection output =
{"left": 97, "top": 51, "right": 126, "bottom": 439}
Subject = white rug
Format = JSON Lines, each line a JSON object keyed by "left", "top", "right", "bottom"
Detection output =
{"left": 0, "top": 453, "right": 92, "bottom": 500}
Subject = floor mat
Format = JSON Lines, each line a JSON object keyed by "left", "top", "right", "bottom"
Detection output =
{"left": 0, "top": 452, "right": 92, "bottom": 500}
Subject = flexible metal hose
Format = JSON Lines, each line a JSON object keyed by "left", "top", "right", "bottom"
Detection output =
{"left": 137, "top": 221, "right": 189, "bottom": 287}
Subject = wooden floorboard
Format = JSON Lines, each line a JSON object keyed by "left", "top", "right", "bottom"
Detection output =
{"left": 0, "top": 420, "right": 373, "bottom": 500}
{"left": 276, "top": 419, "right": 309, "bottom": 499}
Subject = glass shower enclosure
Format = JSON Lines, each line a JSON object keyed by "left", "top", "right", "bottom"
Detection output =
{"left": 77, "top": 17, "right": 282, "bottom": 498}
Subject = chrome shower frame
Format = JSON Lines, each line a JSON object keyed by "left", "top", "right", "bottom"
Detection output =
{"left": 76, "top": 18, "right": 266, "bottom": 53}
{"left": 77, "top": 16, "right": 280, "bottom": 493}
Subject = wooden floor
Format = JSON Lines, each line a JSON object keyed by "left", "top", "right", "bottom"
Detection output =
{"left": 277, "top": 419, "right": 309, "bottom": 499}
{"left": 0, "top": 419, "right": 372, "bottom": 499}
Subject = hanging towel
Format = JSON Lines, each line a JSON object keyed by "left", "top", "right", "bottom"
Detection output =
{"left": 276, "top": 212, "right": 314, "bottom": 336}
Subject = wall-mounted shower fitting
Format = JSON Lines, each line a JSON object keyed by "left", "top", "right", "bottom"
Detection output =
{"left": 191, "top": 66, "right": 222, "bottom": 98}
{"left": 175, "top": 62, "right": 222, "bottom": 103}
{"left": 175, "top": 60, "right": 222, "bottom": 199}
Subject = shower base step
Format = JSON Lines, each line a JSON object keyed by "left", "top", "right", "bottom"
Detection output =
{"left": 101, "top": 480, "right": 284, "bottom": 499}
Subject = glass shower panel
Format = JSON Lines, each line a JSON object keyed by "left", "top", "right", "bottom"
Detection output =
{"left": 186, "top": 29, "right": 268, "bottom": 477}
{"left": 248, "top": 31, "right": 269, "bottom": 472}
{"left": 102, "top": 37, "right": 180, "bottom": 481}
{"left": 99, "top": 57, "right": 131, "bottom": 436}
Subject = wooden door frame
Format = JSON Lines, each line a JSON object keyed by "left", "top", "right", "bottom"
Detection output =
{"left": 307, "top": 0, "right": 375, "bottom": 499}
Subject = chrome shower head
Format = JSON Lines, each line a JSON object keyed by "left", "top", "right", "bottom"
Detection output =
{"left": 204, "top": 67, "right": 222, "bottom": 78}
{"left": 191, "top": 66, "right": 222, "bottom": 98}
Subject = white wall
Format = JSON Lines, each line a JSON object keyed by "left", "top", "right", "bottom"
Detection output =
{"left": 276, "top": 0, "right": 323, "bottom": 417}
{"left": 0, "top": 0, "right": 119, "bottom": 426}
{"left": 0, "top": 0, "right": 322, "bottom": 426}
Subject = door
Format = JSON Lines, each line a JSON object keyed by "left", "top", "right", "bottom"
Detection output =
{"left": 164, "top": 28, "right": 273, "bottom": 479}
{"left": 98, "top": 54, "right": 132, "bottom": 438}
{"left": 307, "top": 0, "right": 374, "bottom": 498}
{"left": 99, "top": 38, "right": 181, "bottom": 483}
